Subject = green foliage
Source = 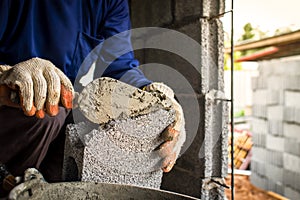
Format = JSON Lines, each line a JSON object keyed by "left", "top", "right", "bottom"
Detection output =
{"left": 224, "top": 52, "right": 243, "bottom": 71}
{"left": 239, "top": 23, "right": 255, "bottom": 41}
{"left": 234, "top": 109, "right": 245, "bottom": 118}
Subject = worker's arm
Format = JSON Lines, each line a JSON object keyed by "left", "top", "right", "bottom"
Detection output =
{"left": 90, "top": 0, "right": 152, "bottom": 89}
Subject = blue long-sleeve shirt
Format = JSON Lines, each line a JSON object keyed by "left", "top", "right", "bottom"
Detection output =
{"left": 0, "top": 0, "right": 151, "bottom": 88}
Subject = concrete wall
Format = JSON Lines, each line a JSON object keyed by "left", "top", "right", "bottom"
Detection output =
{"left": 129, "top": 0, "right": 228, "bottom": 199}
{"left": 251, "top": 57, "right": 300, "bottom": 199}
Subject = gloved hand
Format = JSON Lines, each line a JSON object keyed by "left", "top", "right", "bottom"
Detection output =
{"left": 146, "top": 82, "right": 186, "bottom": 172}
{"left": 0, "top": 58, "right": 74, "bottom": 118}
{"left": 0, "top": 65, "right": 20, "bottom": 108}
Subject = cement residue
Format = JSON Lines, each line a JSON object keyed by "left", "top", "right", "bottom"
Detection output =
{"left": 77, "top": 77, "right": 173, "bottom": 124}
{"left": 99, "top": 109, "right": 175, "bottom": 153}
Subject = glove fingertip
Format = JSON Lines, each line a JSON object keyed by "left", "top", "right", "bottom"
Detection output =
{"left": 61, "top": 85, "right": 73, "bottom": 109}
{"left": 36, "top": 109, "right": 45, "bottom": 119}
{"left": 161, "top": 152, "right": 176, "bottom": 173}
{"left": 46, "top": 104, "right": 59, "bottom": 116}
{"left": 162, "top": 126, "right": 179, "bottom": 141}
{"left": 23, "top": 105, "right": 36, "bottom": 117}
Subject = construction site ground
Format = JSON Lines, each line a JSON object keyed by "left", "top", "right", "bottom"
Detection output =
{"left": 225, "top": 174, "right": 288, "bottom": 200}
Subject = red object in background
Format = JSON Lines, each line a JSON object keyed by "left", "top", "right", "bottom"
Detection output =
{"left": 235, "top": 47, "right": 279, "bottom": 62}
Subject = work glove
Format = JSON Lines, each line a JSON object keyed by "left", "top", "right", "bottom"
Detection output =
{"left": 0, "top": 58, "right": 74, "bottom": 118}
{"left": 145, "top": 82, "right": 186, "bottom": 172}
{"left": 0, "top": 65, "right": 20, "bottom": 108}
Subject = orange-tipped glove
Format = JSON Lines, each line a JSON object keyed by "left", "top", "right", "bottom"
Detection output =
{"left": 146, "top": 82, "right": 186, "bottom": 172}
{"left": 0, "top": 58, "right": 74, "bottom": 118}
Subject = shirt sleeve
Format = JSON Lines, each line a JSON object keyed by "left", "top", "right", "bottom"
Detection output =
{"left": 94, "top": 0, "right": 152, "bottom": 88}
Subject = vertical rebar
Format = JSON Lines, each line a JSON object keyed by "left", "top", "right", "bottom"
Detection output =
{"left": 230, "top": 0, "right": 235, "bottom": 199}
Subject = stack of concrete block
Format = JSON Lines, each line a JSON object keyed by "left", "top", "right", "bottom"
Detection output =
{"left": 251, "top": 58, "right": 300, "bottom": 199}
{"left": 130, "top": 0, "right": 228, "bottom": 199}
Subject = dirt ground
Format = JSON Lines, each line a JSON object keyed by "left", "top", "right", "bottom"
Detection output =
{"left": 225, "top": 174, "right": 285, "bottom": 200}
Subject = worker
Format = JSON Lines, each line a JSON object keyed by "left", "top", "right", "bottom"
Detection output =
{"left": 0, "top": 0, "right": 185, "bottom": 193}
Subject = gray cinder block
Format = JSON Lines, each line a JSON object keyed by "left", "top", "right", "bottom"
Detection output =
{"left": 285, "top": 186, "right": 300, "bottom": 200}
{"left": 252, "top": 105, "right": 268, "bottom": 119}
{"left": 63, "top": 109, "right": 175, "bottom": 188}
{"left": 284, "top": 138, "right": 300, "bottom": 157}
{"left": 251, "top": 118, "right": 268, "bottom": 135}
{"left": 266, "top": 135, "right": 285, "bottom": 152}
{"left": 63, "top": 78, "right": 176, "bottom": 188}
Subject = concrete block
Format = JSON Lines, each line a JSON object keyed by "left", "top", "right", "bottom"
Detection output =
{"left": 267, "top": 90, "right": 277, "bottom": 105}
{"left": 284, "top": 76, "right": 300, "bottom": 90}
{"left": 251, "top": 77, "right": 258, "bottom": 90}
{"left": 252, "top": 132, "right": 266, "bottom": 147}
{"left": 258, "top": 60, "right": 276, "bottom": 76}
{"left": 284, "top": 107, "right": 295, "bottom": 122}
{"left": 266, "top": 135, "right": 284, "bottom": 152}
{"left": 294, "top": 108, "right": 300, "bottom": 124}
{"left": 177, "top": 21, "right": 202, "bottom": 42}
{"left": 283, "top": 153, "right": 300, "bottom": 174}
{"left": 267, "top": 76, "right": 287, "bottom": 90}
{"left": 175, "top": 0, "right": 203, "bottom": 20}
{"left": 267, "top": 150, "right": 283, "bottom": 167}
{"left": 143, "top": 51, "right": 202, "bottom": 95}
{"left": 283, "top": 123, "right": 300, "bottom": 140}
{"left": 267, "top": 106, "right": 284, "bottom": 121}
{"left": 130, "top": 0, "right": 172, "bottom": 28}
{"left": 252, "top": 146, "right": 267, "bottom": 162}
{"left": 283, "top": 169, "right": 295, "bottom": 189}
{"left": 199, "top": 18, "right": 225, "bottom": 94}
{"left": 267, "top": 90, "right": 283, "bottom": 105}
{"left": 251, "top": 160, "right": 266, "bottom": 177}
{"left": 284, "top": 138, "right": 300, "bottom": 156}
{"left": 252, "top": 76, "right": 267, "bottom": 90}
{"left": 252, "top": 105, "right": 268, "bottom": 119}
{"left": 63, "top": 78, "right": 177, "bottom": 188}
{"left": 285, "top": 187, "right": 300, "bottom": 200}
{"left": 252, "top": 90, "right": 282, "bottom": 106}
{"left": 267, "top": 76, "right": 298, "bottom": 90}
{"left": 268, "top": 120, "right": 283, "bottom": 136}
{"left": 285, "top": 91, "right": 300, "bottom": 108}
{"left": 250, "top": 172, "right": 268, "bottom": 191}
{"left": 143, "top": 23, "right": 202, "bottom": 95}
{"left": 265, "top": 163, "right": 283, "bottom": 183}
{"left": 275, "top": 182, "right": 285, "bottom": 196}
{"left": 272, "top": 60, "right": 300, "bottom": 76}
{"left": 283, "top": 169, "right": 300, "bottom": 191}
{"left": 267, "top": 180, "right": 284, "bottom": 196}
{"left": 64, "top": 108, "right": 175, "bottom": 188}
{"left": 252, "top": 90, "right": 268, "bottom": 105}
{"left": 203, "top": 98, "right": 229, "bottom": 178}
{"left": 251, "top": 118, "right": 267, "bottom": 134}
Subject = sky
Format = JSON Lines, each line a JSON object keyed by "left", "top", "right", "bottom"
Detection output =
{"left": 222, "top": 0, "right": 300, "bottom": 41}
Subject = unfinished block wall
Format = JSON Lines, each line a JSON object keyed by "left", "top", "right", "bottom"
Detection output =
{"left": 251, "top": 58, "right": 300, "bottom": 199}
{"left": 129, "top": 0, "right": 228, "bottom": 199}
